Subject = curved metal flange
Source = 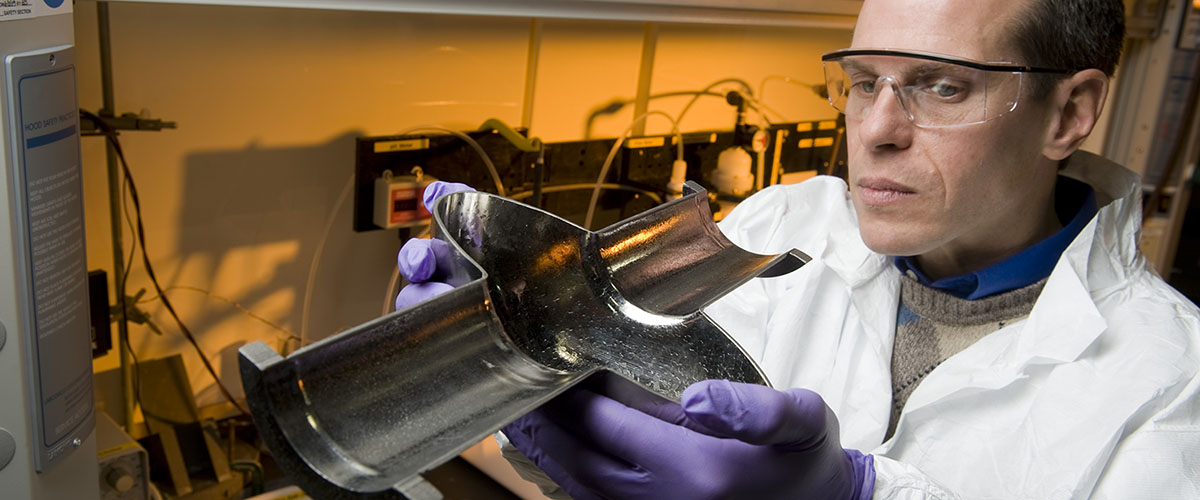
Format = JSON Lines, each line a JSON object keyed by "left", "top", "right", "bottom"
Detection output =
{"left": 239, "top": 181, "right": 809, "bottom": 499}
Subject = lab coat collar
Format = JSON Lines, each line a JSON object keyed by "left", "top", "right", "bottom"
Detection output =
{"left": 810, "top": 183, "right": 899, "bottom": 344}
{"left": 1015, "top": 151, "right": 1141, "bottom": 365}
{"left": 819, "top": 202, "right": 901, "bottom": 409}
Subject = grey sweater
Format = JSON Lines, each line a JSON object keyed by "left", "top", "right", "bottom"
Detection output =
{"left": 886, "top": 273, "right": 1046, "bottom": 440}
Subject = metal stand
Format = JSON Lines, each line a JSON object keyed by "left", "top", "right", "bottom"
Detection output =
{"left": 93, "top": 2, "right": 176, "bottom": 432}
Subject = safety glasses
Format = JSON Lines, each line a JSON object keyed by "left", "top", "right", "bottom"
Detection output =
{"left": 821, "top": 49, "right": 1072, "bottom": 128}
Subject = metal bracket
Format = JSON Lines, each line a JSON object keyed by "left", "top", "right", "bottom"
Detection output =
{"left": 79, "top": 111, "right": 176, "bottom": 136}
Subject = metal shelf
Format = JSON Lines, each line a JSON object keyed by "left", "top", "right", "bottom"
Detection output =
{"left": 98, "top": 0, "right": 860, "bottom": 29}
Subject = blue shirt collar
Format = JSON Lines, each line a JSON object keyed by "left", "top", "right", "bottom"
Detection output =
{"left": 894, "top": 176, "right": 1098, "bottom": 300}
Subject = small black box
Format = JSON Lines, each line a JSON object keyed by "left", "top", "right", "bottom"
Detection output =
{"left": 89, "top": 269, "right": 112, "bottom": 358}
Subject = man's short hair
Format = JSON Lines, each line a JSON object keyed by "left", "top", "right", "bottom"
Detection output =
{"left": 1010, "top": 0, "right": 1126, "bottom": 99}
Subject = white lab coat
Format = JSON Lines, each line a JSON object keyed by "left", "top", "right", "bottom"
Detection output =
{"left": 500, "top": 151, "right": 1200, "bottom": 499}
{"left": 706, "top": 150, "right": 1200, "bottom": 499}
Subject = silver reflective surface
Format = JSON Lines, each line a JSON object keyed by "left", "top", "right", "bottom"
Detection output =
{"left": 239, "top": 182, "right": 809, "bottom": 499}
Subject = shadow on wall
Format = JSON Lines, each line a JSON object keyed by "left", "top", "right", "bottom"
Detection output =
{"left": 169, "top": 131, "right": 401, "bottom": 402}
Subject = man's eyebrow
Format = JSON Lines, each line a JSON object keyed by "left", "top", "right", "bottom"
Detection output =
{"left": 838, "top": 58, "right": 951, "bottom": 76}
{"left": 838, "top": 58, "right": 875, "bottom": 74}
{"left": 905, "top": 62, "right": 951, "bottom": 78}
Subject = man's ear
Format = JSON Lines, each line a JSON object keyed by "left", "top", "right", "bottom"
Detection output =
{"left": 1042, "top": 69, "right": 1109, "bottom": 161}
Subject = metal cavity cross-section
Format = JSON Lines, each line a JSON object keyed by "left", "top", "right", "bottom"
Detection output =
{"left": 238, "top": 182, "right": 809, "bottom": 499}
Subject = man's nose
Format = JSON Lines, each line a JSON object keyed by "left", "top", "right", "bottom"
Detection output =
{"left": 855, "top": 79, "right": 914, "bottom": 152}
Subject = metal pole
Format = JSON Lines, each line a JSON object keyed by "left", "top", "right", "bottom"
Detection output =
{"left": 520, "top": 19, "right": 542, "bottom": 131}
{"left": 523, "top": 20, "right": 544, "bottom": 207}
{"left": 632, "top": 23, "right": 658, "bottom": 137}
{"left": 97, "top": 1, "right": 135, "bottom": 432}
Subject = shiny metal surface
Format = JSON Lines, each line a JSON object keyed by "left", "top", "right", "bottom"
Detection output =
{"left": 239, "top": 182, "right": 809, "bottom": 499}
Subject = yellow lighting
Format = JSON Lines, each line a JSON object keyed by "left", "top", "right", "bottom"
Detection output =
{"left": 599, "top": 214, "right": 684, "bottom": 260}
{"left": 532, "top": 240, "right": 580, "bottom": 275}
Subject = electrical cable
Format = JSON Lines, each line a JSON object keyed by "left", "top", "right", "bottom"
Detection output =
{"left": 126, "top": 153, "right": 249, "bottom": 414}
{"left": 399, "top": 125, "right": 507, "bottom": 197}
{"left": 120, "top": 189, "right": 260, "bottom": 433}
{"left": 588, "top": 83, "right": 788, "bottom": 137}
{"left": 231, "top": 460, "right": 266, "bottom": 496}
{"left": 139, "top": 285, "right": 301, "bottom": 348}
{"left": 663, "top": 77, "right": 796, "bottom": 130}
{"left": 511, "top": 183, "right": 664, "bottom": 205}
{"left": 82, "top": 109, "right": 249, "bottom": 416}
{"left": 117, "top": 135, "right": 297, "bottom": 404}
{"left": 742, "top": 96, "right": 788, "bottom": 125}
{"left": 383, "top": 265, "right": 403, "bottom": 316}
{"left": 585, "top": 90, "right": 724, "bottom": 139}
{"left": 757, "top": 75, "right": 830, "bottom": 123}
{"left": 120, "top": 164, "right": 138, "bottom": 293}
{"left": 584, "top": 110, "right": 682, "bottom": 230}
{"left": 579, "top": 78, "right": 789, "bottom": 232}
{"left": 299, "top": 175, "right": 354, "bottom": 347}
{"left": 758, "top": 75, "right": 828, "bottom": 105}
{"left": 674, "top": 78, "right": 755, "bottom": 125}
{"left": 111, "top": 125, "right": 186, "bottom": 429}
{"left": 120, "top": 171, "right": 184, "bottom": 426}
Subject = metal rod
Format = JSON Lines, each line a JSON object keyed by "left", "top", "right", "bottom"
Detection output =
{"left": 97, "top": 1, "right": 135, "bottom": 432}
{"left": 520, "top": 19, "right": 542, "bottom": 131}
{"left": 632, "top": 23, "right": 658, "bottom": 137}
{"left": 523, "top": 20, "right": 544, "bottom": 208}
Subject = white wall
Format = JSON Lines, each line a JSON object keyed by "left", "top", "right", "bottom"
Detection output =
{"left": 72, "top": 1, "right": 850, "bottom": 407}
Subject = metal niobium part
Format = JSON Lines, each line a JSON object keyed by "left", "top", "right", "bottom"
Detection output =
{"left": 238, "top": 181, "right": 810, "bottom": 499}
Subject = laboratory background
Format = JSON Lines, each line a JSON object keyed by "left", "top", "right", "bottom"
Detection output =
{"left": 1, "top": 0, "right": 1199, "bottom": 499}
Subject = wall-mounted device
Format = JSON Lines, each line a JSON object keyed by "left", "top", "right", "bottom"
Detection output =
{"left": 353, "top": 119, "right": 845, "bottom": 232}
{"left": 1, "top": 4, "right": 101, "bottom": 499}
{"left": 373, "top": 168, "right": 434, "bottom": 230}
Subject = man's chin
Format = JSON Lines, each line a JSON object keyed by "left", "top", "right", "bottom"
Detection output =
{"left": 859, "top": 227, "right": 934, "bottom": 258}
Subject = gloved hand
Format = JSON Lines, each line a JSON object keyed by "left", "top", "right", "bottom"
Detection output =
{"left": 503, "top": 379, "right": 875, "bottom": 500}
{"left": 394, "top": 181, "right": 474, "bottom": 310}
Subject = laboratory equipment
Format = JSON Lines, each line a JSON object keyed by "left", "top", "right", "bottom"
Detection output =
{"left": 96, "top": 412, "right": 150, "bottom": 500}
{"left": 0, "top": 3, "right": 101, "bottom": 499}
{"left": 374, "top": 168, "right": 434, "bottom": 230}
{"left": 240, "top": 182, "right": 809, "bottom": 499}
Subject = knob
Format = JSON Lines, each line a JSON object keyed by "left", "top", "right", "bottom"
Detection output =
{"left": 106, "top": 467, "right": 135, "bottom": 492}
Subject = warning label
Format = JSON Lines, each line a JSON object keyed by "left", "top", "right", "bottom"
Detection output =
{"left": 0, "top": 0, "right": 71, "bottom": 23}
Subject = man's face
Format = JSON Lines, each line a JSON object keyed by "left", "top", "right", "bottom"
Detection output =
{"left": 846, "top": 0, "right": 1060, "bottom": 269}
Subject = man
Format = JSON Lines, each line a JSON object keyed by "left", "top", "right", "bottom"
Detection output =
{"left": 398, "top": 0, "right": 1200, "bottom": 497}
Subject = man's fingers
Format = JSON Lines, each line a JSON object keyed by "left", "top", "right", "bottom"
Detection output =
{"left": 502, "top": 416, "right": 605, "bottom": 500}
{"left": 422, "top": 181, "right": 474, "bottom": 211}
{"left": 394, "top": 282, "right": 454, "bottom": 310}
{"left": 504, "top": 411, "right": 628, "bottom": 500}
{"left": 543, "top": 388, "right": 700, "bottom": 472}
{"left": 589, "top": 374, "right": 688, "bottom": 425}
{"left": 681, "top": 380, "right": 832, "bottom": 449}
{"left": 397, "top": 239, "right": 438, "bottom": 282}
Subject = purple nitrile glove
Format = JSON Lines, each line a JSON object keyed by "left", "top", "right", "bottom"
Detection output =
{"left": 394, "top": 181, "right": 474, "bottom": 311}
{"left": 503, "top": 379, "right": 875, "bottom": 500}
{"left": 420, "top": 180, "right": 475, "bottom": 213}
